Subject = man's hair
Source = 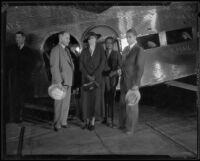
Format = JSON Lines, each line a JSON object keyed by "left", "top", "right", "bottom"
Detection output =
{"left": 58, "top": 31, "right": 69, "bottom": 38}
{"left": 126, "top": 28, "right": 137, "bottom": 37}
{"left": 16, "top": 31, "right": 25, "bottom": 37}
{"left": 105, "top": 36, "right": 115, "bottom": 44}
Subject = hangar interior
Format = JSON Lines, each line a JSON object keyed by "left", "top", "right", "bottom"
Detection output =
{"left": 3, "top": 2, "right": 199, "bottom": 159}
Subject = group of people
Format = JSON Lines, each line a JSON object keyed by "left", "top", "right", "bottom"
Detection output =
{"left": 50, "top": 28, "right": 145, "bottom": 135}
{"left": 8, "top": 28, "right": 145, "bottom": 136}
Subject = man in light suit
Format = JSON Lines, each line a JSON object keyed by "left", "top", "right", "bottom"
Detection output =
{"left": 50, "top": 31, "right": 74, "bottom": 131}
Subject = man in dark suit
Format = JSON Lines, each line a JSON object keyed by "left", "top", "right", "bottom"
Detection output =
{"left": 50, "top": 31, "right": 74, "bottom": 131}
{"left": 8, "top": 31, "right": 34, "bottom": 123}
{"left": 119, "top": 28, "right": 145, "bottom": 134}
{"left": 102, "top": 37, "right": 122, "bottom": 128}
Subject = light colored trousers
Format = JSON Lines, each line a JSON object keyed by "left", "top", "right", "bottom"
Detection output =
{"left": 54, "top": 86, "right": 71, "bottom": 127}
{"left": 119, "top": 92, "right": 139, "bottom": 132}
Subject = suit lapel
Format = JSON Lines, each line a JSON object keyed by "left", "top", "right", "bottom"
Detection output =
{"left": 124, "top": 44, "right": 138, "bottom": 60}
{"left": 59, "top": 45, "right": 74, "bottom": 70}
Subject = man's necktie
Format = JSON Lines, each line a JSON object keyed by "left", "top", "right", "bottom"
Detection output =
{"left": 127, "top": 46, "right": 131, "bottom": 55}
{"left": 65, "top": 48, "right": 74, "bottom": 68}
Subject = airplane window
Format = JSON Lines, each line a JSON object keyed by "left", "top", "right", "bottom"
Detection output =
{"left": 159, "top": 31, "right": 167, "bottom": 46}
{"left": 136, "top": 33, "right": 160, "bottom": 50}
{"left": 166, "top": 27, "right": 193, "bottom": 45}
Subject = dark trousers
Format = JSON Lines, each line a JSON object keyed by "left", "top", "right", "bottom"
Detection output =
{"left": 104, "top": 77, "right": 116, "bottom": 123}
{"left": 8, "top": 69, "right": 30, "bottom": 122}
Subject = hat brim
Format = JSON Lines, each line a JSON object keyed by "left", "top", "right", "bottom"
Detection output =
{"left": 83, "top": 33, "right": 101, "bottom": 43}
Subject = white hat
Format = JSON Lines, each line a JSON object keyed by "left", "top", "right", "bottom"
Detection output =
{"left": 125, "top": 89, "right": 141, "bottom": 106}
{"left": 48, "top": 84, "right": 66, "bottom": 100}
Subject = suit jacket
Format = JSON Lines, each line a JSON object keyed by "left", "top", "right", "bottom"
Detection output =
{"left": 50, "top": 44, "right": 74, "bottom": 86}
{"left": 80, "top": 43, "right": 106, "bottom": 85}
{"left": 9, "top": 45, "right": 34, "bottom": 74}
{"left": 120, "top": 43, "right": 145, "bottom": 93}
{"left": 6, "top": 45, "right": 35, "bottom": 83}
{"left": 103, "top": 50, "right": 122, "bottom": 88}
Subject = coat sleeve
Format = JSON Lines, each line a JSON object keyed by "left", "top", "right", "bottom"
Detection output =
{"left": 134, "top": 47, "right": 145, "bottom": 86}
{"left": 92, "top": 45, "right": 106, "bottom": 75}
{"left": 79, "top": 51, "right": 89, "bottom": 77}
{"left": 109, "top": 51, "right": 122, "bottom": 76}
{"left": 50, "top": 47, "right": 62, "bottom": 84}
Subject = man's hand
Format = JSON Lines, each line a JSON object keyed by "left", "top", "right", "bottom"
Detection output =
{"left": 109, "top": 71, "right": 116, "bottom": 77}
{"left": 131, "top": 85, "right": 139, "bottom": 90}
{"left": 57, "top": 83, "right": 63, "bottom": 88}
{"left": 109, "top": 69, "right": 121, "bottom": 77}
{"left": 117, "top": 69, "right": 122, "bottom": 76}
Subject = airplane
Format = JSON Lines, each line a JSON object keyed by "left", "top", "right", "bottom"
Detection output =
{"left": 3, "top": 1, "right": 199, "bottom": 121}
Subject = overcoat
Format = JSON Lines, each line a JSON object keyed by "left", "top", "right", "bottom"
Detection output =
{"left": 80, "top": 43, "right": 106, "bottom": 119}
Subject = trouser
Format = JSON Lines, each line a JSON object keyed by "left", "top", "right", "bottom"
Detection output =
{"left": 119, "top": 91, "right": 139, "bottom": 132}
{"left": 104, "top": 86, "right": 116, "bottom": 123}
{"left": 54, "top": 86, "right": 71, "bottom": 127}
{"left": 9, "top": 70, "right": 29, "bottom": 122}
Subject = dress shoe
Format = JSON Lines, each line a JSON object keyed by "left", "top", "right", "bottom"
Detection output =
{"left": 109, "top": 123, "right": 117, "bottom": 129}
{"left": 81, "top": 124, "right": 89, "bottom": 130}
{"left": 118, "top": 126, "right": 126, "bottom": 130}
{"left": 53, "top": 126, "right": 59, "bottom": 132}
{"left": 125, "top": 130, "right": 134, "bottom": 135}
{"left": 88, "top": 125, "right": 95, "bottom": 131}
{"left": 101, "top": 119, "right": 107, "bottom": 125}
{"left": 61, "top": 124, "right": 71, "bottom": 128}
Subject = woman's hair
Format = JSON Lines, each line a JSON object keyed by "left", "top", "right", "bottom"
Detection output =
{"left": 126, "top": 28, "right": 137, "bottom": 37}
{"left": 105, "top": 36, "right": 115, "bottom": 44}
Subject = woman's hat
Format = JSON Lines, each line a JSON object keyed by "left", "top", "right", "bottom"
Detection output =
{"left": 48, "top": 84, "right": 66, "bottom": 100}
{"left": 83, "top": 32, "right": 101, "bottom": 43}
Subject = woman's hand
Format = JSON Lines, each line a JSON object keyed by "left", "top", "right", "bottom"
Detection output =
{"left": 87, "top": 75, "right": 95, "bottom": 81}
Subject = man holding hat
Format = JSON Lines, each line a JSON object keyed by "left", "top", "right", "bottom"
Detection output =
{"left": 119, "top": 28, "right": 145, "bottom": 134}
{"left": 50, "top": 31, "right": 74, "bottom": 131}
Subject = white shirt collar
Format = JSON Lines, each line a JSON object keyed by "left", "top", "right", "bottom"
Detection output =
{"left": 129, "top": 41, "right": 136, "bottom": 50}
{"left": 19, "top": 44, "right": 24, "bottom": 50}
{"left": 59, "top": 43, "right": 66, "bottom": 49}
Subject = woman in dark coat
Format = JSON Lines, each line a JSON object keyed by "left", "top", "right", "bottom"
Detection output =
{"left": 79, "top": 32, "right": 106, "bottom": 130}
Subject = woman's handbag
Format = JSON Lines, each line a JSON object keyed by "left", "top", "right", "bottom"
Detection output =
{"left": 82, "top": 81, "right": 99, "bottom": 91}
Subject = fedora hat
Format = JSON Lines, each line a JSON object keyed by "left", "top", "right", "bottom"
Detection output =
{"left": 125, "top": 89, "right": 141, "bottom": 106}
{"left": 83, "top": 32, "right": 101, "bottom": 43}
{"left": 48, "top": 84, "right": 67, "bottom": 100}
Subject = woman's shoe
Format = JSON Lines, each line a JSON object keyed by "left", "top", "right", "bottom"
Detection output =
{"left": 53, "top": 126, "right": 59, "bottom": 132}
